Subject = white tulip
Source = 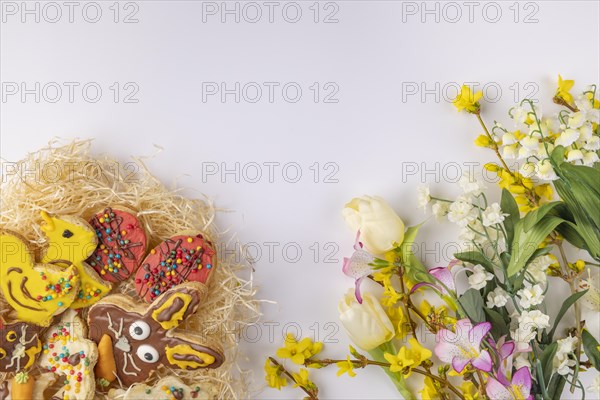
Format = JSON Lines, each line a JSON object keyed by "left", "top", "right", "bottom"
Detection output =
{"left": 342, "top": 196, "right": 405, "bottom": 254}
{"left": 338, "top": 283, "right": 395, "bottom": 351}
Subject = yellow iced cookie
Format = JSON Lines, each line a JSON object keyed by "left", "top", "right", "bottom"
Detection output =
{"left": 0, "top": 230, "right": 80, "bottom": 327}
{"left": 39, "top": 211, "right": 112, "bottom": 309}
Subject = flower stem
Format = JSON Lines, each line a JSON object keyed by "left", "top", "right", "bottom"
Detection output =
{"left": 410, "top": 369, "right": 466, "bottom": 400}
{"left": 475, "top": 113, "right": 512, "bottom": 174}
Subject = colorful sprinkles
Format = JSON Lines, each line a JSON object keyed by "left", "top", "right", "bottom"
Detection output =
{"left": 37, "top": 272, "right": 78, "bottom": 304}
{"left": 42, "top": 322, "right": 89, "bottom": 400}
{"left": 87, "top": 208, "right": 145, "bottom": 282}
{"left": 135, "top": 235, "right": 216, "bottom": 302}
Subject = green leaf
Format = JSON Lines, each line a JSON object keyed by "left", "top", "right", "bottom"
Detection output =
{"left": 459, "top": 289, "right": 485, "bottom": 323}
{"left": 484, "top": 308, "right": 508, "bottom": 340}
{"left": 454, "top": 251, "right": 496, "bottom": 273}
{"left": 369, "top": 343, "right": 415, "bottom": 400}
{"left": 582, "top": 329, "right": 600, "bottom": 371}
{"left": 547, "top": 373, "right": 566, "bottom": 400}
{"left": 507, "top": 215, "right": 563, "bottom": 277}
{"left": 522, "top": 201, "right": 562, "bottom": 232}
{"left": 540, "top": 342, "right": 558, "bottom": 386}
{"left": 501, "top": 188, "right": 520, "bottom": 247}
{"left": 400, "top": 224, "right": 434, "bottom": 284}
{"left": 546, "top": 290, "right": 588, "bottom": 341}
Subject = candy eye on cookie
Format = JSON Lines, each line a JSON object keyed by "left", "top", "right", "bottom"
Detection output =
{"left": 136, "top": 344, "right": 160, "bottom": 363}
{"left": 129, "top": 320, "right": 151, "bottom": 340}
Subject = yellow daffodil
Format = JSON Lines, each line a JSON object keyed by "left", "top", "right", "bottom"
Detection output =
{"left": 336, "top": 356, "right": 357, "bottom": 377}
{"left": 453, "top": 85, "right": 483, "bottom": 113}
{"left": 384, "top": 338, "right": 432, "bottom": 376}
{"left": 292, "top": 368, "right": 313, "bottom": 388}
{"left": 264, "top": 359, "right": 287, "bottom": 389}
{"left": 420, "top": 376, "right": 442, "bottom": 400}
{"left": 276, "top": 334, "right": 321, "bottom": 365}
{"left": 556, "top": 74, "right": 575, "bottom": 105}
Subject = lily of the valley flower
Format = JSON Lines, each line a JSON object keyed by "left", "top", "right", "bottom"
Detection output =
{"left": 338, "top": 282, "right": 395, "bottom": 351}
{"left": 342, "top": 231, "right": 375, "bottom": 303}
{"left": 435, "top": 319, "right": 493, "bottom": 373}
{"left": 486, "top": 367, "right": 533, "bottom": 400}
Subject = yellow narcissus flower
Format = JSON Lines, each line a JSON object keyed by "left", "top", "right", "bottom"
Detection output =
{"left": 453, "top": 85, "right": 483, "bottom": 113}
{"left": 264, "top": 359, "right": 287, "bottom": 389}
{"left": 336, "top": 356, "right": 357, "bottom": 377}
{"left": 384, "top": 338, "right": 432, "bottom": 376}
{"left": 556, "top": 74, "right": 575, "bottom": 105}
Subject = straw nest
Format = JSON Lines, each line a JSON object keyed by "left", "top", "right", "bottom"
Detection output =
{"left": 0, "top": 139, "right": 260, "bottom": 399}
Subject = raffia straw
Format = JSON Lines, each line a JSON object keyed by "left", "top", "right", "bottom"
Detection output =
{"left": 0, "top": 139, "right": 260, "bottom": 399}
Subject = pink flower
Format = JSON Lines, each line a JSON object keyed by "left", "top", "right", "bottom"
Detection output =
{"left": 486, "top": 367, "right": 533, "bottom": 400}
{"left": 342, "top": 231, "right": 374, "bottom": 304}
{"left": 410, "top": 262, "right": 457, "bottom": 296}
{"left": 434, "top": 319, "right": 493, "bottom": 373}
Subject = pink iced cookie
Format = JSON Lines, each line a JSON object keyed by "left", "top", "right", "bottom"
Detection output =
{"left": 134, "top": 234, "right": 216, "bottom": 303}
{"left": 87, "top": 207, "right": 147, "bottom": 283}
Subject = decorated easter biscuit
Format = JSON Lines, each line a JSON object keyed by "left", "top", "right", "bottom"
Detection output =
{"left": 134, "top": 234, "right": 216, "bottom": 303}
{"left": 88, "top": 282, "right": 224, "bottom": 387}
{"left": 0, "top": 230, "right": 80, "bottom": 327}
{"left": 87, "top": 207, "right": 147, "bottom": 283}
{"left": 0, "top": 318, "right": 43, "bottom": 373}
{"left": 39, "top": 211, "right": 112, "bottom": 309}
{"left": 108, "top": 376, "right": 218, "bottom": 400}
{"left": 39, "top": 309, "right": 99, "bottom": 400}
{"left": 0, "top": 372, "right": 57, "bottom": 400}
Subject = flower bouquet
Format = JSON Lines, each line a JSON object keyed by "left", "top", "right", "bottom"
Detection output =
{"left": 264, "top": 76, "right": 600, "bottom": 399}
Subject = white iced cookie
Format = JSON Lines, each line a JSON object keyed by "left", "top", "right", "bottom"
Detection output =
{"left": 39, "top": 309, "right": 98, "bottom": 400}
{"left": 108, "top": 376, "right": 218, "bottom": 400}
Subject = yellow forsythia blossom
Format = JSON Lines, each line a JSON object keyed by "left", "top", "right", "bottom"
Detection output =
{"left": 420, "top": 376, "right": 442, "bottom": 400}
{"left": 461, "top": 381, "right": 481, "bottom": 400}
{"left": 556, "top": 74, "right": 575, "bottom": 105}
{"left": 474, "top": 134, "right": 494, "bottom": 148}
{"left": 336, "top": 356, "right": 357, "bottom": 377}
{"left": 276, "top": 334, "right": 323, "bottom": 365}
{"left": 453, "top": 85, "right": 483, "bottom": 113}
{"left": 384, "top": 338, "right": 432, "bottom": 377}
{"left": 291, "top": 368, "right": 313, "bottom": 388}
{"left": 264, "top": 359, "right": 287, "bottom": 389}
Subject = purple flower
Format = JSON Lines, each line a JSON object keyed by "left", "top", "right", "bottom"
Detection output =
{"left": 434, "top": 319, "right": 493, "bottom": 373}
{"left": 486, "top": 367, "right": 533, "bottom": 400}
{"left": 342, "top": 231, "right": 374, "bottom": 304}
{"left": 410, "top": 262, "right": 457, "bottom": 296}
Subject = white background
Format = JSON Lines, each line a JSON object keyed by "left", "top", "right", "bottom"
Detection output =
{"left": 1, "top": 1, "right": 599, "bottom": 399}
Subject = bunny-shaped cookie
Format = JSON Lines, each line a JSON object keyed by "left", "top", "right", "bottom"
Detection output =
{"left": 87, "top": 282, "right": 224, "bottom": 386}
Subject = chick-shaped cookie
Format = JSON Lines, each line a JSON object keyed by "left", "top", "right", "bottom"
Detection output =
{"left": 39, "top": 309, "right": 98, "bottom": 400}
{"left": 88, "top": 282, "right": 224, "bottom": 386}
{"left": 39, "top": 211, "right": 112, "bottom": 309}
{"left": 0, "top": 230, "right": 80, "bottom": 327}
{"left": 0, "top": 317, "right": 43, "bottom": 372}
